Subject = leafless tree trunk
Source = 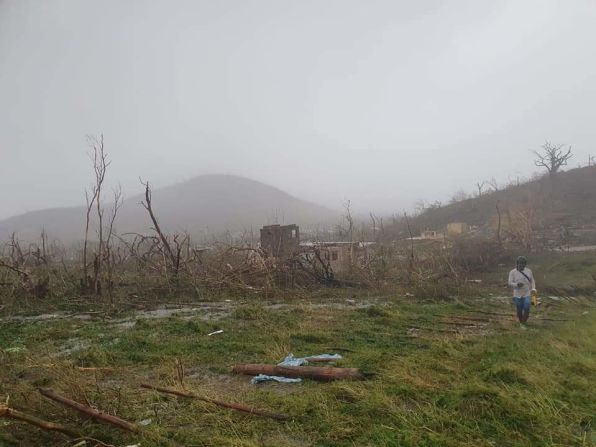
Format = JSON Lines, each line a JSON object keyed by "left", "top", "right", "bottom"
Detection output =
{"left": 81, "top": 134, "right": 111, "bottom": 296}
{"left": 487, "top": 177, "right": 499, "bottom": 192}
{"left": 475, "top": 181, "right": 486, "bottom": 197}
{"left": 369, "top": 212, "right": 377, "bottom": 241}
{"left": 495, "top": 201, "right": 502, "bottom": 247}
{"left": 403, "top": 212, "right": 415, "bottom": 282}
{"left": 344, "top": 200, "right": 354, "bottom": 264}
{"left": 104, "top": 186, "right": 123, "bottom": 301}
{"left": 82, "top": 188, "right": 97, "bottom": 288}
{"left": 140, "top": 180, "right": 181, "bottom": 278}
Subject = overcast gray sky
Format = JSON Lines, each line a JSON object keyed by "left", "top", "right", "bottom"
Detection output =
{"left": 1, "top": 0, "right": 595, "bottom": 219}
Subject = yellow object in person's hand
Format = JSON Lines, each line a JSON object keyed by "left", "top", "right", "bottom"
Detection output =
{"left": 531, "top": 290, "right": 538, "bottom": 306}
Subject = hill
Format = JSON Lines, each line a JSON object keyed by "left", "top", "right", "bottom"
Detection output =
{"left": 0, "top": 175, "right": 337, "bottom": 243}
{"left": 410, "top": 165, "right": 596, "bottom": 237}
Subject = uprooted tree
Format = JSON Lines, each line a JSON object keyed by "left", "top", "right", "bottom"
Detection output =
{"left": 533, "top": 141, "right": 573, "bottom": 177}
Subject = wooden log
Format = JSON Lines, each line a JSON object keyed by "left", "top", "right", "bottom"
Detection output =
{"left": 38, "top": 388, "right": 139, "bottom": 433}
{"left": 140, "top": 384, "right": 288, "bottom": 421}
{"left": 0, "top": 405, "right": 80, "bottom": 438}
{"left": 232, "top": 364, "right": 364, "bottom": 381}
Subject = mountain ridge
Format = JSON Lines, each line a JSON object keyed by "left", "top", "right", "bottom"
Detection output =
{"left": 0, "top": 174, "right": 338, "bottom": 242}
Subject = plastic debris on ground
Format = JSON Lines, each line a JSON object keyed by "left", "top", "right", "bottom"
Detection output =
{"left": 3, "top": 347, "right": 26, "bottom": 353}
{"left": 207, "top": 329, "right": 224, "bottom": 336}
{"left": 278, "top": 353, "right": 342, "bottom": 366}
{"left": 251, "top": 374, "right": 303, "bottom": 384}
{"left": 251, "top": 353, "right": 343, "bottom": 384}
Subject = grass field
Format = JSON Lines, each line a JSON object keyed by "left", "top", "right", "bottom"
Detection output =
{"left": 1, "top": 290, "right": 594, "bottom": 447}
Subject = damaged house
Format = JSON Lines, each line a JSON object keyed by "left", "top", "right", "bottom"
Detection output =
{"left": 259, "top": 224, "right": 375, "bottom": 276}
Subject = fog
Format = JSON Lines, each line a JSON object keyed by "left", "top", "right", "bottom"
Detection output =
{"left": 1, "top": 0, "right": 595, "bottom": 220}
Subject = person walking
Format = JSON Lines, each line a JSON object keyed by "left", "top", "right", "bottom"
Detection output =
{"left": 508, "top": 256, "right": 536, "bottom": 328}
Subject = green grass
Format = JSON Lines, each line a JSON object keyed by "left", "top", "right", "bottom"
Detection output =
{"left": 1, "top": 294, "right": 595, "bottom": 446}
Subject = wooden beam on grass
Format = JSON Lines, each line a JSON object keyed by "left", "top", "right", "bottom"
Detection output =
{"left": 140, "top": 383, "right": 288, "bottom": 421}
{"left": 38, "top": 388, "right": 139, "bottom": 433}
{"left": 232, "top": 364, "right": 365, "bottom": 381}
{"left": 0, "top": 405, "right": 80, "bottom": 438}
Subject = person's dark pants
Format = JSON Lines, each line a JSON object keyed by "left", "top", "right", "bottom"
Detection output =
{"left": 513, "top": 296, "right": 531, "bottom": 323}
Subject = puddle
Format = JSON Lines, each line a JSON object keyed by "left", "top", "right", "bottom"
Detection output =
{"left": 109, "top": 303, "right": 234, "bottom": 330}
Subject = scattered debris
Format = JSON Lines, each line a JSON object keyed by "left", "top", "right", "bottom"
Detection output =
{"left": 3, "top": 347, "right": 26, "bottom": 353}
{"left": 207, "top": 329, "right": 224, "bottom": 336}
{"left": 251, "top": 374, "right": 302, "bottom": 384}
{"left": 278, "top": 353, "right": 342, "bottom": 366}
{"left": 140, "top": 383, "right": 288, "bottom": 421}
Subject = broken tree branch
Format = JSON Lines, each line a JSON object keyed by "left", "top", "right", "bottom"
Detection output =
{"left": 0, "top": 405, "right": 80, "bottom": 438}
{"left": 140, "top": 383, "right": 288, "bottom": 421}
{"left": 232, "top": 364, "right": 365, "bottom": 381}
{"left": 139, "top": 180, "right": 177, "bottom": 274}
{"left": 39, "top": 388, "right": 139, "bottom": 433}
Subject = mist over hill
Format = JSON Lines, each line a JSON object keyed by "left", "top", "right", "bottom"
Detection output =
{"left": 0, "top": 175, "right": 338, "bottom": 243}
{"left": 409, "top": 165, "right": 596, "bottom": 234}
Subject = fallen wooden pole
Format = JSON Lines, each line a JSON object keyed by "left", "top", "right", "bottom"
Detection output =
{"left": 0, "top": 405, "right": 80, "bottom": 438}
{"left": 140, "top": 383, "right": 288, "bottom": 421}
{"left": 39, "top": 388, "right": 139, "bottom": 433}
{"left": 232, "top": 364, "right": 365, "bottom": 381}
{"left": 77, "top": 367, "right": 115, "bottom": 372}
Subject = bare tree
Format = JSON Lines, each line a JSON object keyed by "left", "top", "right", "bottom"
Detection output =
{"left": 475, "top": 181, "right": 486, "bottom": 197}
{"left": 81, "top": 134, "right": 112, "bottom": 295}
{"left": 82, "top": 188, "right": 97, "bottom": 288}
{"left": 487, "top": 177, "right": 499, "bottom": 192}
{"left": 140, "top": 180, "right": 186, "bottom": 279}
{"left": 495, "top": 200, "right": 502, "bottom": 247}
{"left": 450, "top": 189, "right": 468, "bottom": 204}
{"left": 533, "top": 141, "right": 573, "bottom": 176}
{"left": 104, "top": 186, "right": 123, "bottom": 300}
{"left": 343, "top": 200, "right": 354, "bottom": 264}
{"left": 369, "top": 212, "right": 377, "bottom": 241}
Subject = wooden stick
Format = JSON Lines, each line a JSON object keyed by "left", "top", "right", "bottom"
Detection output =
{"left": 232, "top": 364, "right": 365, "bottom": 381}
{"left": 304, "top": 357, "right": 340, "bottom": 363}
{"left": 77, "top": 367, "right": 115, "bottom": 372}
{"left": 140, "top": 384, "right": 288, "bottom": 421}
{"left": 0, "top": 405, "right": 80, "bottom": 438}
{"left": 38, "top": 388, "right": 139, "bottom": 433}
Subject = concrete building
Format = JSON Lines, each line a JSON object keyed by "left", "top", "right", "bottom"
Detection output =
{"left": 260, "top": 224, "right": 300, "bottom": 258}
{"left": 301, "top": 241, "right": 375, "bottom": 274}
{"left": 447, "top": 222, "right": 469, "bottom": 237}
